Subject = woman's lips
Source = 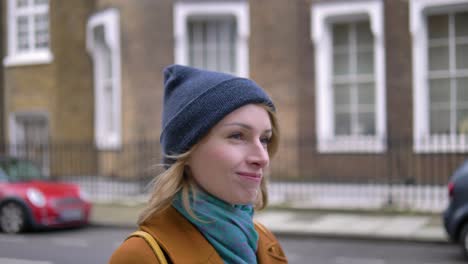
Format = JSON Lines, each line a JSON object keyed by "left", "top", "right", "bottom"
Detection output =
{"left": 237, "top": 172, "right": 262, "bottom": 182}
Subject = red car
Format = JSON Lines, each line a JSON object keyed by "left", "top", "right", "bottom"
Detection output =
{"left": 0, "top": 157, "right": 92, "bottom": 233}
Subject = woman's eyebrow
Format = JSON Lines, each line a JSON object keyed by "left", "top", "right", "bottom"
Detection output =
{"left": 222, "top": 122, "right": 272, "bottom": 133}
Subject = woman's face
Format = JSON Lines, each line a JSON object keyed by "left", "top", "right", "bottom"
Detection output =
{"left": 187, "top": 104, "right": 272, "bottom": 205}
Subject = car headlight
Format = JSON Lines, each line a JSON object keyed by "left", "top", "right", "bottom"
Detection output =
{"left": 79, "top": 188, "right": 91, "bottom": 203}
{"left": 27, "top": 188, "right": 46, "bottom": 207}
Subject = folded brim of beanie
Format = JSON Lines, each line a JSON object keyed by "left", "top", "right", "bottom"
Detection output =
{"left": 161, "top": 77, "right": 274, "bottom": 161}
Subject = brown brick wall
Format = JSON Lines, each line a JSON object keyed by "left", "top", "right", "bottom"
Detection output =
{"left": 3, "top": 1, "right": 95, "bottom": 143}
{"left": 2, "top": 0, "right": 459, "bottom": 183}
{"left": 250, "top": 0, "right": 301, "bottom": 177}
{"left": 297, "top": 0, "right": 317, "bottom": 178}
{"left": 2, "top": 1, "right": 97, "bottom": 176}
{"left": 53, "top": 0, "right": 95, "bottom": 142}
{"left": 385, "top": 0, "right": 413, "bottom": 140}
{"left": 92, "top": 0, "right": 174, "bottom": 177}
{"left": 0, "top": 1, "right": 4, "bottom": 146}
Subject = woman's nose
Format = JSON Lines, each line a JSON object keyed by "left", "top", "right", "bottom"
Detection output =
{"left": 247, "top": 141, "right": 269, "bottom": 168}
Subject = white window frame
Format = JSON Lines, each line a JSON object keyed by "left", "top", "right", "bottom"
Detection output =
{"left": 174, "top": 1, "right": 250, "bottom": 77}
{"left": 311, "top": 0, "right": 386, "bottom": 153}
{"left": 86, "top": 9, "right": 122, "bottom": 150}
{"left": 3, "top": 0, "right": 53, "bottom": 66}
{"left": 411, "top": 0, "right": 468, "bottom": 153}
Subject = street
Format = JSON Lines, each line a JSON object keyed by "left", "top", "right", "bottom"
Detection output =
{"left": 281, "top": 235, "right": 466, "bottom": 264}
{"left": 0, "top": 226, "right": 465, "bottom": 264}
{"left": 0, "top": 226, "right": 129, "bottom": 264}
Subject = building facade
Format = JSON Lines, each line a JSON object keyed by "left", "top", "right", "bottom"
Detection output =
{"left": 1, "top": 0, "right": 467, "bottom": 184}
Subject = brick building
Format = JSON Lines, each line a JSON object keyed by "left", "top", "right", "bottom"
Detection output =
{"left": 1, "top": 0, "right": 467, "bottom": 184}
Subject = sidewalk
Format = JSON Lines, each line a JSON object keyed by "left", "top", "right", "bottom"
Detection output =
{"left": 90, "top": 201, "right": 448, "bottom": 243}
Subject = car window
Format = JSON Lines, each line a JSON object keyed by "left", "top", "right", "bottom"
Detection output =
{"left": 453, "top": 160, "right": 468, "bottom": 181}
{"left": 0, "top": 160, "right": 44, "bottom": 182}
{"left": 0, "top": 167, "right": 8, "bottom": 182}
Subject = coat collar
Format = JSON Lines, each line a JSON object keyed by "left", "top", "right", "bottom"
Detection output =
{"left": 141, "top": 206, "right": 224, "bottom": 263}
{"left": 140, "top": 206, "right": 288, "bottom": 264}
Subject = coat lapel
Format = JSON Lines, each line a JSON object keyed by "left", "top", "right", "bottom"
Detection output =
{"left": 255, "top": 221, "right": 288, "bottom": 264}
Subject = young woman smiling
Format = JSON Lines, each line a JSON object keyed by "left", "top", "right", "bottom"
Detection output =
{"left": 109, "top": 65, "right": 287, "bottom": 264}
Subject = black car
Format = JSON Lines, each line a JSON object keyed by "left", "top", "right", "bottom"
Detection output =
{"left": 443, "top": 160, "right": 468, "bottom": 258}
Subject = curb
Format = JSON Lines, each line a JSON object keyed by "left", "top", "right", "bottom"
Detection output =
{"left": 270, "top": 229, "right": 449, "bottom": 244}
{"left": 89, "top": 201, "right": 449, "bottom": 244}
{"left": 89, "top": 220, "right": 449, "bottom": 244}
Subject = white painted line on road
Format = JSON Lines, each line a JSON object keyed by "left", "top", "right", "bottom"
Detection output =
{"left": 51, "top": 238, "right": 88, "bottom": 248}
{"left": 0, "top": 258, "right": 53, "bottom": 264}
{"left": 334, "top": 256, "right": 386, "bottom": 264}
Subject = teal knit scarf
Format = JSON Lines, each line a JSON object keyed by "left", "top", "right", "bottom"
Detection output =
{"left": 172, "top": 189, "right": 258, "bottom": 264}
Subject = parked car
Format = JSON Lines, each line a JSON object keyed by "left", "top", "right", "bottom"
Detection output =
{"left": 443, "top": 160, "right": 468, "bottom": 258}
{"left": 0, "top": 157, "right": 92, "bottom": 233}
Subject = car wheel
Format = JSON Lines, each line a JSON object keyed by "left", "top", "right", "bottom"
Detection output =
{"left": 461, "top": 223, "right": 468, "bottom": 258}
{"left": 0, "top": 202, "right": 27, "bottom": 234}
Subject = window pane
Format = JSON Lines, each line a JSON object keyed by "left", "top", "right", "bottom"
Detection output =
{"left": 456, "top": 43, "right": 468, "bottom": 70}
{"left": 429, "top": 45, "right": 449, "bottom": 71}
{"left": 430, "top": 108, "right": 450, "bottom": 134}
{"left": 34, "top": 14, "right": 49, "bottom": 49}
{"left": 356, "top": 21, "right": 373, "bottom": 45}
{"left": 103, "top": 82, "right": 114, "bottom": 132}
{"left": 17, "top": 16, "right": 29, "bottom": 51}
{"left": 334, "top": 84, "right": 350, "bottom": 106}
{"left": 218, "top": 19, "right": 236, "bottom": 74}
{"left": 188, "top": 20, "right": 205, "bottom": 69}
{"left": 458, "top": 109, "right": 468, "bottom": 134}
{"left": 429, "top": 78, "right": 450, "bottom": 103}
{"left": 93, "top": 25, "right": 105, "bottom": 43}
{"left": 428, "top": 14, "right": 448, "bottom": 39}
{"left": 332, "top": 24, "right": 348, "bottom": 46}
{"left": 357, "top": 50, "right": 373, "bottom": 74}
{"left": 34, "top": 0, "right": 49, "bottom": 5}
{"left": 357, "top": 82, "right": 375, "bottom": 105}
{"left": 188, "top": 17, "right": 236, "bottom": 73}
{"left": 17, "top": 0, "right": 28, "bottom": 8}
{"left": 457, "top": 78, "right": 468, "bottom": 105}
{"left": 455, "top": 12, "right": 468, "bottom": 37}
{"left": 335, "top": 112, "right": 351, "bottom": 135}
{"left": 357, "top": 112, "right": 375, "bottom": 135}
{"left": 104, "top": 50, "right": 112, "bottom": 79}
{"left": 93, "top": 25, "right": 112, "bottom": 78}
{"left": 333, "top": 52, "right": 349, "bottom": 75}
{"left": 205, "top": 22, "right": 218, "bottom": 70}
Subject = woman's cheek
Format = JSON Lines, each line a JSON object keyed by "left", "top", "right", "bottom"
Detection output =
{"left": 210, "top": 142, "right": 240, "bottom": 161}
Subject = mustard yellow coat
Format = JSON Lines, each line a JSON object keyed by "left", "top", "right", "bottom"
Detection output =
{"left": 108, "top": 206, "right": 288, "bottom": 264}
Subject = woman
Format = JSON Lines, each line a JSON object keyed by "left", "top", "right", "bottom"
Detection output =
{"left": 109, "top": 65, "right": 287, "bottom": 264}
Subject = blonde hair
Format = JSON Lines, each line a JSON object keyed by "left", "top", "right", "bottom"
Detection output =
{"left": 137, "top": 105, "right": 280, "bottom": 225}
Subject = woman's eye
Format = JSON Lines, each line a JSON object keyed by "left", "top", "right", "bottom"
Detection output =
{"left": 260, "top": 136, "right": 271, "bottom": 145}
{"left": 228, "top": 133, "right": 243, "bottom": 140}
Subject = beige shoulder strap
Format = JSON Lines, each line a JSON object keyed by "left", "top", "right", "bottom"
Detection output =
{"left": 127, "top": 230, "right": 168, "bottom": 264}
{"left": 254, "top": 221, "right": 269, "bottom": 235}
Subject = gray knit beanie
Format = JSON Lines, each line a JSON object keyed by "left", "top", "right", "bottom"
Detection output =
{"left": 161, "top": 64, "right": 275, "bottom": 165}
